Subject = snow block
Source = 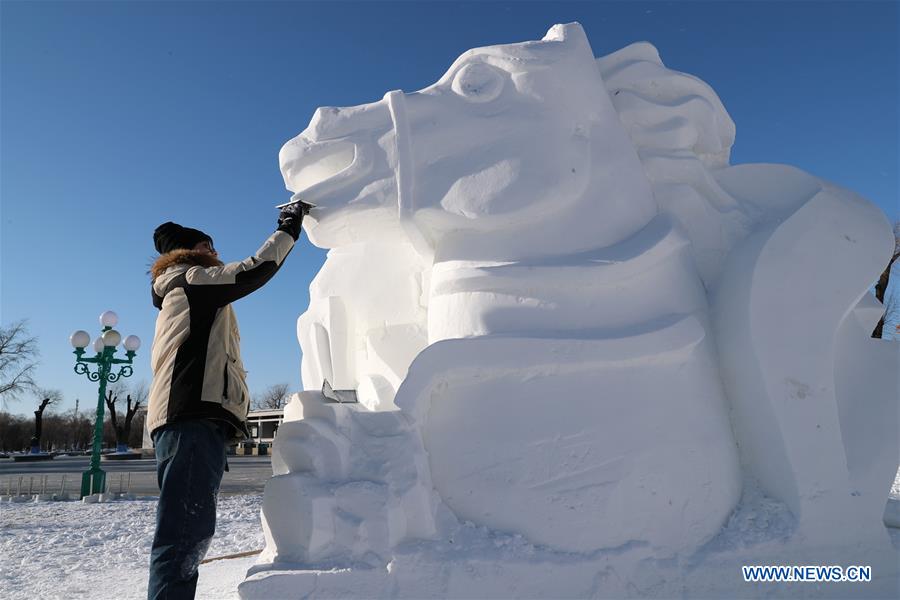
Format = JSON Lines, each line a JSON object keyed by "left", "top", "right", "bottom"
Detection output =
{"left": 885, "top": 498, "right": 900, "bottom": 529}
{"left": 712, "top": 179, "right": 898, "bottom": 544}
{"left": 397, "top": 315, "right": 740, "bottom": 555}
{"left": 262, "top": 395, "right": 441, "bottom": 565}
{"left": 261, "top": 474, "right": 337, "bottom": 563}
{"left": 297, "top": 242, "right": 429, "bottom": 408}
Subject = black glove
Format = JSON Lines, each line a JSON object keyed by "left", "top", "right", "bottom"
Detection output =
{"left": 276, "top": 201, "right": 310, "bottom": 241}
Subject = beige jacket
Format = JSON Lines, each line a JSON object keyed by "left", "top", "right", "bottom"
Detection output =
{"left": 147, "top": 230, "right": 294, "bottom": 441}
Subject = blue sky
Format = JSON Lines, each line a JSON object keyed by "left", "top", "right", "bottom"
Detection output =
{"left": 1, "top": 1, "right": 897, "bottom": 413}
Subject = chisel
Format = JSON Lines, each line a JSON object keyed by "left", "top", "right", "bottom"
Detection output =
{"left": 275, "top": 194, "right": 316, "bottom": 211}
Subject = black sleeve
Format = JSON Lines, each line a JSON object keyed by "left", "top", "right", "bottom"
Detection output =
{"left": 182, "top": 230, "right": 296, "bottom": 307}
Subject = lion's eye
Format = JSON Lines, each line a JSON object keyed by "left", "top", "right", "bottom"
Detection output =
{"left": 451, "top": 62, "right": 505, "bottom": 103}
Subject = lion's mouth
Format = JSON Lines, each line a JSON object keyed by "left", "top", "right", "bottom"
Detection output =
{"left": 280, "top": 139, "right": 356, "bottom": 199}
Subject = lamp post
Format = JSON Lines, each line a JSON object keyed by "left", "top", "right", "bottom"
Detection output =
{"left": 70, "top": 310, "right": 141, "bottom": 498}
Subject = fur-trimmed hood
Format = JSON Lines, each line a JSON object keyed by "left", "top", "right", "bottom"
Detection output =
{"left": 150, "top": 249, "right": 224, "bottom": 281}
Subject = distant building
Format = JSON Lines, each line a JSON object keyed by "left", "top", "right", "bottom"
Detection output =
{"left": 246, "top": 408, "right": 284, "bottom": 444}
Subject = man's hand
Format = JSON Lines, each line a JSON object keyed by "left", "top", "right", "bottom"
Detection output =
{"left": 276, "top": 201, "right": 310, "bottom": 241}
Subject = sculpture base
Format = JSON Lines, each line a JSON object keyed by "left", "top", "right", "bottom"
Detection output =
{"left": 240, "top": 531, "right": 900, "bottom": 600}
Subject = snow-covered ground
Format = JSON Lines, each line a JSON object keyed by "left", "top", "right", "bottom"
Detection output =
{"left": 0, "top": 494, "right": 263, "bottom": 600}
{"left": 1, "top": 471, "right": 899, "bottom": 600}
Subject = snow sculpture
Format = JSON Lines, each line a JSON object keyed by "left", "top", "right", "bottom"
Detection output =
{"left": 296, "top": 241, "right": 429, "bottom": 411}
{"left": 249, "top": 22, "right": 898, "bottom": 595}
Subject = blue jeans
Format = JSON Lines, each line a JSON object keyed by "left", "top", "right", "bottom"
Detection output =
{"left": 148, "top": 420, "right": 227, "bottom": 600}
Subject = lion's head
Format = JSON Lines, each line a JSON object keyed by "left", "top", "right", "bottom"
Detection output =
{"left": 288, "top": 22, "right": 758, "bottom": 403}
{"left": 281, "top": 23, "right": 665, "bottom": 262}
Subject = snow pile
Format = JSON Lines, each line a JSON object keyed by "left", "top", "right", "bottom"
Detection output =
{"left": 249, "top": 22, "right": 900, "bottom": 598}
{"left": 0, "top": 495, "right": 263, "bottom": 600}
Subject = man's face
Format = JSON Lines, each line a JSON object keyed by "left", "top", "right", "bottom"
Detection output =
{"left": 192, "top": 240, "right": 217, "bottom": 257}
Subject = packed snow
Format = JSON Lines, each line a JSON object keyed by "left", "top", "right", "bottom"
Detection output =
{"left": 0, "top": 495, "right": 263, "bottom": 600}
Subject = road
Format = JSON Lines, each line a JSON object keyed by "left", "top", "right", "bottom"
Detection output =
{"left": 0, "top": 454, "right": 273, "bottom": 496}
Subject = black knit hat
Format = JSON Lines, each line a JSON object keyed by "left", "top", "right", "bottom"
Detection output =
{"left": 153, "top": 222, "right": 214, "bottom": 254}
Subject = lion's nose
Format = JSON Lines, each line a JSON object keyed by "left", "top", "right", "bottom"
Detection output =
{"left": 305, "top": 100, "right": 392, "bottom": 142}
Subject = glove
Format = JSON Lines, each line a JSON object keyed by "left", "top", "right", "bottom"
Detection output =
{"left": 276, "top": 201, "right": 310, "bottom": 241}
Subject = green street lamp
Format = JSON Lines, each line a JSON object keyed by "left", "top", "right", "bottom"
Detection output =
{"left": 70, "top": 310, "right": 141, "bottom": 498}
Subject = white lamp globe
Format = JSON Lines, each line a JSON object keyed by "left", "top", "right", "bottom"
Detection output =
{"left": 124, "top": 335, "right": 141, "bottom": 352}
{"left": 102, "top": 329, "right": 122, "bottom": 348}
{"left": 93, "top": 337, "right": 105, "bottom": 353}
{"left": 70, "top": 330, "right": 90, "bottom": 349}
{"left": 99, "top": 310, "right": 119, "bottom": 328}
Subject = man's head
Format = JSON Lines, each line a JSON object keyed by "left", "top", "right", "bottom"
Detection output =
{"left": 153, "top": 222, "right": 216, "bottom": 256}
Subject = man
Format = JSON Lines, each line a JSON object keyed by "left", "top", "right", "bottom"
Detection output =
{"left": 146, "top": 201, "right": 307, "bottom": 599}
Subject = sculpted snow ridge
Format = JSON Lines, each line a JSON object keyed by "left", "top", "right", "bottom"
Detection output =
{"left": 598, "top": 41, "right": 735, "bottom": 166}
{"left": 247, "top": 22, "right": 898, "bottom": 597}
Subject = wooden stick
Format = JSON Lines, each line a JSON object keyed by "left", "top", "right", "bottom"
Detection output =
{"left": 200, "top": 548, "right": 263, "bottom": 564}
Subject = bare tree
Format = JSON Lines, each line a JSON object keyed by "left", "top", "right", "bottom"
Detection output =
{"left": 252, "top": 383, "right": 290, "bottom": 410}
{"left": 0, "top": 409, "right": 94, "bottom": 452}
{"left": 30, "top": 388, "right": 61, "bottom": 452}
{"left": 105, "top": 381, "right": 147, "bottom": 452}
{"left": 0, "top": 320, "right": 39, "bottom": 408}
{"left": 873, "top": 221, "right": 900, "bottom": 338}
{"left": 0, "top": 411, "right": 30, "bottom": 451}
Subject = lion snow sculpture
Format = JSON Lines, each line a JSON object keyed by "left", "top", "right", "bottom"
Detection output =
{"left": 249, "top": 22, "right": 898, "bottom": 592}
